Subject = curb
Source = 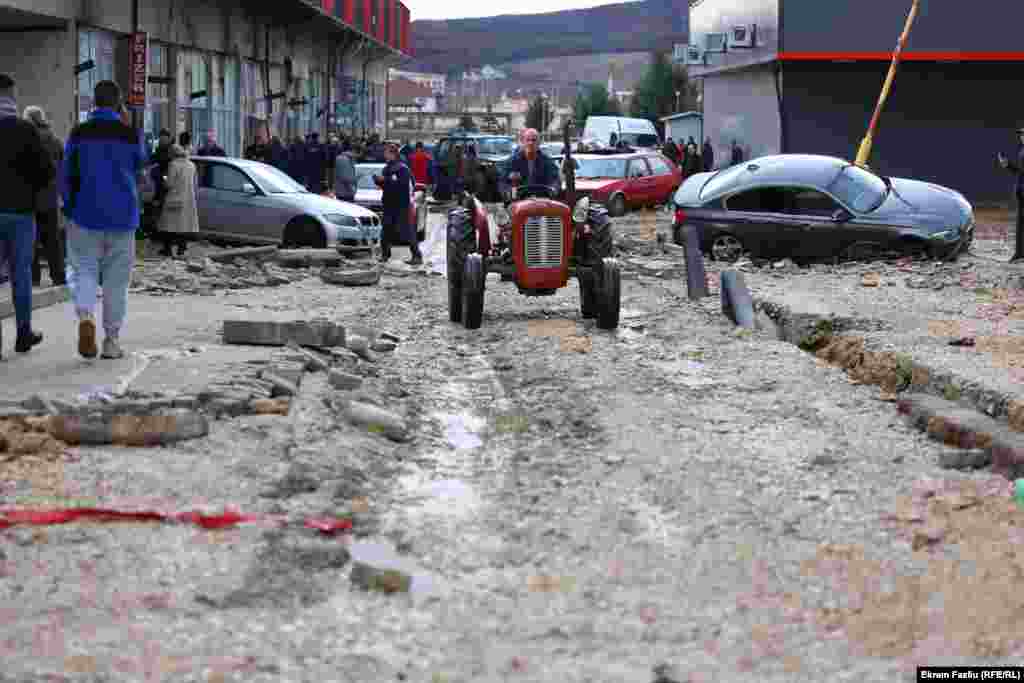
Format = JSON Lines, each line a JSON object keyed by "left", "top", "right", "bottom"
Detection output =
{"left": 0, "top": 285, "right": 69, "bottom": 320}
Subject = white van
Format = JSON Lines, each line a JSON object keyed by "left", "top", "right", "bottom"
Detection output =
{"left": 582, "top": 116, "right": 661, "bottom": 150}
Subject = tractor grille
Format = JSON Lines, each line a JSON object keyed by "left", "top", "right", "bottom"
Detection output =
{"left": 524, "top": 215, "right": 564, "bottom": 269}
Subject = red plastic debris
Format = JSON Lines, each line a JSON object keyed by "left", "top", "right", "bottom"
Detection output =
{"left": 303, "top": 517, "right": 354, "bottom": 534}
{"left": 174, "top": 511, "right": 261, "bottom": 529}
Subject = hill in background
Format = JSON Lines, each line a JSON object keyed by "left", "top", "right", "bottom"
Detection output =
{"left": 408, "top": 0, "right": 687, "bottom": 74}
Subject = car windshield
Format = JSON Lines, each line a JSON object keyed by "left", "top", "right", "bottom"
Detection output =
{"left": 827, "top": 165, "right": 888, "bottom": 213}
{"left": 622, "top": 133, "right": 660, "bottom": 148}
{"left": 245, "top": 163, "right": 309, "bottom": 194}
{"left": 475, "top": 138, "right": 515, "bottom": 156}
{"left": 575, "top": 158, "right": 627, "bottom": 179}
{"left": 356, "top": 168, "right": 383, "bottom": 190}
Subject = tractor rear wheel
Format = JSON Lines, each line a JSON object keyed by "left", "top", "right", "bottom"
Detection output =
{"left": 596, "top": 257, "right": 621, "bottom": 330}
{"left": 461, "top": 254, "right": 486, "bottom": 329}
{"left": 446, "top": 208, "right": 476, "bottom": 324}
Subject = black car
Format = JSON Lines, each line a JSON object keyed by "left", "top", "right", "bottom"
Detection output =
{"left": 433, "top": 133, "right": 516, "bottom": 202}
{"left": 671, "top": 154, "right": 975, "bottom": 263}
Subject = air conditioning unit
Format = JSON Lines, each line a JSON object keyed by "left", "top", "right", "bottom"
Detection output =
{"left": 705, "top": 32, "right": 728, "bottom": 53}
{"left": 685, "top": 45, "right": 706, "bottom": 66}
{"left": 728, "top": 24, "right": 756, "bottom": 48}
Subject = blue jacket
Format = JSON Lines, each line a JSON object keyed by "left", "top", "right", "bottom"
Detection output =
{"left": 503, "top": 149, "right": 559, "bottom": 192}
{"left": 61, "top": 108, "right": 145, "bottom": 231}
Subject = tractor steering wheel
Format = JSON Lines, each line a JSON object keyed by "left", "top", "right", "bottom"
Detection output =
{"left": 511, "top": 184, "right": 556, "bottom": 201}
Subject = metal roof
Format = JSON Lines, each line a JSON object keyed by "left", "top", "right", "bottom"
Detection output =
{"left": 659, "top": 111, "right": 703, "bottom": 122}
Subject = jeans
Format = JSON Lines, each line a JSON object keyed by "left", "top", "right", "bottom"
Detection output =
{"left": 33, "top": 208, "right": 66, "bottom": 286}
{"left": 0, "top": 211, "right": 36, "bottom": 335}
{"left": 65, "top": 219, "right": 135, "bottom": 338}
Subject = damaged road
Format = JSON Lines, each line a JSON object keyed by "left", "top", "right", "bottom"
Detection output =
{"left": 1, "top": 233, "right": 1023, "bottom": 680}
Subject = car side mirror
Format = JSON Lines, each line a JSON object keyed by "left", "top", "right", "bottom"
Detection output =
{"left": 242, "top": 183, "right": 257, "bottom": 195}
{"left": 832, "top": 208, "right": 852, "bottom": 222}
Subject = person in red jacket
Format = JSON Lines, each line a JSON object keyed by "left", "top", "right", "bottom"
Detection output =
{"left": 409, "top": 141, "right": 432, "bottom": 190}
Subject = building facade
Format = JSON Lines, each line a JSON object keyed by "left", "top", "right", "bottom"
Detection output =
{"left": 389, "top": 68, "right": 445, "bottom": 95}
{"left": 0, "top": 0, "right": 411, "bottom": 157}
{"left": 688, "top": 0, "right": 1024, "bottom": 201}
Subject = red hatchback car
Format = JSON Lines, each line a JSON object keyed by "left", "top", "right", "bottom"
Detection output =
{"left": 572, "top": 151, "right": 683, "bottom": 216}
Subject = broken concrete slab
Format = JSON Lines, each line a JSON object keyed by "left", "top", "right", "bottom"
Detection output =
{"left": 222, "top": 319, "right": 345, "bottom": 347}
{"left": 343, "top": 401, "right": 408, "bottom": 442}
{"left": 46, "top": 409, "right": 209, "bottom": 446}
{"left": 345, "top": 336, "right": 377, "bottom": 363}
{"left": 205, "top": 245, "right": 278, "bottom": 263}
{"left": 275, "top": 249, "right": 344, "bottom": 268}
{"left": 328, "top": 370, "right": 363, "bottom": 391}
{"left": 370, "top": 339, "right": 397, "bottom": 353}
{"left": 261, "top": 372, "right": 298, "bottom": 397}
{"left": 265, "top": 360, "right": 305, "bottom": 386}
{"left": 284, "top": 340, "right": 329, "bottom": 372}
{"left": 321, "top": 267, "right": 380, "bottom": 286}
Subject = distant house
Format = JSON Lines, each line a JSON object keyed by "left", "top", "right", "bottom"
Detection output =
{"left": 660, "top": 111, "right": 702, "bottom": 145}
{"left": 388, "top": 77, "right": 437, "bottom": 113}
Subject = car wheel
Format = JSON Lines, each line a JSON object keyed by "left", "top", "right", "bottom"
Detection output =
{"left": 282, "top": 216, "right": 326, "bottom": 249}
{"left": 711, "top": 234, "right": 744, "bottom": 262}
{"left": 608, "top": 193, "right": 627, "bottom": 217}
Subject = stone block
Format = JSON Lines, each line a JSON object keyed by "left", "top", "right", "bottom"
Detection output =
{"left": 343, "top": 401, "right": 409, "bottom": 442}
{"left": 206, "top": 246, "right": 278, "bottom": 263}
{"left": 285, "top": 340, "right": 329, "bottom": 372}
{"left": 275, "top": 249, "right": 344, "bottom": 268}
{"left": 222, "top": 320, "right": 345, "bottom": 347}
{"left": 261, "top": 372, "right": 298, "bottom": 397}
{"left": 329, "top": 370, "right": 363, "bottom": 391}
{"left": 266, "top": 361, "right": 305, "bottom": 387}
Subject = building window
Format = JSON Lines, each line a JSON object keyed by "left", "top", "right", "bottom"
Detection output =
{"left": 143, "top": 42, "right": 171, "bottom": 152}
{"left": 77, "top": 28, "right": 117, "bottom": 122}
{"left": 307, "top": 71, "right": 322, "bottom": 137}
{"left": 242, "top": 60, "right": 268, "bottom": 145}
{"left": 210, "top": 54, "right": 240, "bottom": 157}
{"left": 177, "top": 50, "right": 209, "bottom": 146}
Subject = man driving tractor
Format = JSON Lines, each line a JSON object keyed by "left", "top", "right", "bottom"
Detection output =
{"left": 503, "top": 128, "right": 559, "bottom": 196}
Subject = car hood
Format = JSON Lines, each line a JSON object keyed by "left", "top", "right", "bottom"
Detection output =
{"left": 477, "top": 154, "right": 511, "bottom": 164}
{"left": 355, "top": 188, "right": 382, "bottom": 204}
{"left": 273, "top": 192, "right": 377, "bottom": 218}
{"left": 576, "top": 178, "right": 621, "bottom": 192}
{"left": 868, "top": 177, "right": 972, "bottom": 231}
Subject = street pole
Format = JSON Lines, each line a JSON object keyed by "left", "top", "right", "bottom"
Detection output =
{"left": 675, "top": 90, "right": 680, "bottom": 112}
{"left": 854, "top": 0, "right": 920, "bottom": 168}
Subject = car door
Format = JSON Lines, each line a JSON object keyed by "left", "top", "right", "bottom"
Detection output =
{"left": 205, "top": 163, "right": 285, "bottom": 242}
{"left": 625, "top": 157, "right": 654, "bottom": 206}
{"left": 783, "top": 187, "right": 861, "bottom": 261}
{"left": 719, "top": 186, "right": 806, "bottom": 259}
{"left": 645, "top": 155, "right": 678, "bottom": 203}
{"left": 192, "top": 160, "right": 216, "bottom": 235}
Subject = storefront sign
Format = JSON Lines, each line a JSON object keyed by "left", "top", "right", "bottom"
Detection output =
{"left": 126, "top": 32, "right": 148, "bottom": 108}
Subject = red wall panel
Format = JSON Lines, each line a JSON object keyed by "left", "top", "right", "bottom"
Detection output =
{"left": 344, "top": 0, "right": 354, "bottom": 23}
{"left": 377, "top": 0, "right": 385, "bottom": 41}
{"left": 388, "top": 0, "right": 396, "bottom": 47}
{"left": 402, "top": 4, "right": 410, "bottom": 54}
{"left": 362, "top": 0, "right": 371, "bottom": 34}
{"left": 322, "top": 0, "right": 334, "bottom": 16}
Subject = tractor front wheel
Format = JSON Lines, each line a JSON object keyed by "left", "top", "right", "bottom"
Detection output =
{"left": 461, "top": 253, "right": 486, "bottom": 329}
{"left": 595, "top": 257, "right": 621, "bottom": 330}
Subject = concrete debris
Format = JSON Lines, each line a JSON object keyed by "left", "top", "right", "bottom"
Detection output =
{"left": 342, "top": 401, "right": 409, "bottom": 442}
{"left": 132, "top": 248, "right": 299, "bottom": 294}
{"left": 46, "top": 410, "right": 210, "bottom": 446}
{"left": 370, "top": 339, "right": 397, "bottom": 353}
{"left": 276, "top": 249, "right": 345, "bottom": 268}
{"left": 222, "top": 319, "right": 345, "bottom": 347}
{"left": 205, "top": 245, "right": 278, "bottom": 263}
{"left": 345, "top": 336, "right": 378, "bottom": 363}
{"left": 284, "top": 340, "right": 330, "bottom": 372}
{"left": 328, "top": 370, "right": 363, "bottom": 391}
{"left": 250, "top": 398, "right": 291, "bottom": 415}
{"left": 260, "top": 371, "right": 298, "bottom": 398}
{"left": 349, "top": 562, "right": 412, "bottom": 593}
{"left": 379, "top": 331, "right": 402, "bottom": 343}
{"left": 321, "top": 267, "right": 381, "bottom": 286}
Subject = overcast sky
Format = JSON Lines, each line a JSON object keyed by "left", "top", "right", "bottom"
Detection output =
{"left": 408, "top": 0, "right": 638, "bottom": 21}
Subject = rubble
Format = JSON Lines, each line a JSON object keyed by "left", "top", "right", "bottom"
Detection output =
{"left": 275, "top": 249, "right": 345, "bottom": 268}
{"left": 285, "top": 340, "right": 330, "bottom": 372}
{"left": 321, "top": 266, "right": 381, "bottom": 286}
{"left": 46, "top": 410, "right": 209, "bottom": 446}
{"left": 349, "top": 562, "right": 412, "bottom": 593}
{"left": 328, "top": 370, "right": 363, "bottom": 391}
{"left": 370, "top": 339, "right": 397, "bottom": 353}
{"left": 342, "top": 401, "right": 409, "bottom": 442}
{"left": 131, "top": 246, "right": 302, "bottom": 294}
{"left": 345, "top": 335, "right": 377, "bottom": 363}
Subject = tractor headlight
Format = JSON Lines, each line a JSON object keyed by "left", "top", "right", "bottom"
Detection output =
{"left": 572, "top": 196, "right": 590, "bottom": 223}
{"left": 495, "top": 206, "right": 511, "bottom": 227}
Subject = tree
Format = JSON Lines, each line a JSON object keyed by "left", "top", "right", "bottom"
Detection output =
{"left": 572, "top": 82, "right": 621, "bottom": 132}
{"left": 458, "top": 113, "right": 478, "bottom": 132}
{"left": 526, "top": 95, "right": 553, "bottom": 134}
{"left": 630, "top": 50, "right": 698, "bottom": 137}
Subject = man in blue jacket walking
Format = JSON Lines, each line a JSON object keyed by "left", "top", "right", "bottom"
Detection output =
{"left": 62, "top": 80, "right": 146, "bottom": 360}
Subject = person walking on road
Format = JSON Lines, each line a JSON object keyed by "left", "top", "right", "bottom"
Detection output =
{"left": 0, "top": 73, "right": 55, "bottom": 357}
{"left": 23, "top": 105, "right": 66, "bottom": 287}
{"left": 998, "top": 127, "right": 1024, "bottom": 262}
{"left": 155, "top": 144, "right": 199, "bottom": 258}
{"left": 303, "top": 132, "right": 326, "bottom": 192}
{"left": 61, "top": 80, "right": 146, "bottom": 360}
{"left": 177, "top": 131, "right": 192, "bottom": 156}
{"left": 663, "top": 137, "right": 680, "bottom": 166}
{"left": 333, "top": 146, "right": 357, "bottom": 202}
{"left": 375, "top": 142, "right": 420, "bottom": 265}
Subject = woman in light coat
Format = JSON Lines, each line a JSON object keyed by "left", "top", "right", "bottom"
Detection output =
{"left": 157, "top": 144, "right": 199, "bottom": 258}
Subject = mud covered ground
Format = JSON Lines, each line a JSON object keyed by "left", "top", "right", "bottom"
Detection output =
{"left": 2, "top": 216, "right": 1024, "bottom": 682}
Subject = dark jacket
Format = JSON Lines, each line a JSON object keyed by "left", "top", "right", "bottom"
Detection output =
{"left": 269, "top": 140, "right": 289, "bottom": 173}
{"left": 61, "top": 108, "right": 145, "bottom": 232}
{"left": 244, "top": 142, "right": 270, "bottom": 164}
{"left": 702, "top": 142, "right": 714, "bottom": 172}
{"left": 334, "top": 152, "right": 357, "bottom": 201}
{"left": 731, "top": 145, "right": 744, "bottom": 166}
{"left": 380, "top": 158, "right": 414, "bottom": 244}
{"left": 504, "top": 149, "right": 558, "bottom": 192}
{"left": 1005, "top": 145, "right": 1024, "bottom": 197}
{"left": 0, "top": 101, "right": 55, "bottom": 215}
{"left": 287, "top": 142, "right": 305, "bottom": 181}
{"left": 34, "top": 124, "right": 64, "bottom": 212}
{"left": 304, "top": 140, "right": 326, "bottom": 189}
{"left": 662, "top": 141, "right": 679, "bottom": 164}
{"left": 197, "top": 143, "right": 225, "bottom": 157}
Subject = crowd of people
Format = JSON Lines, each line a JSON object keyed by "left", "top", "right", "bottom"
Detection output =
{"left": 660, "top": 136, "right": 746, "bottom": 174}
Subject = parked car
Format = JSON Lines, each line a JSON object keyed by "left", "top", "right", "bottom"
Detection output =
{"left": 433, "top": 133, "right": 517, "bottom": 202}
{"left": 141, "top": 157, "right": 381, "bottom": 251}
{"left": 671, "top": 154, "right": 975, "bottom": 263}
{"left": 582, "top": 116, "right": 661, "bottom": 150}
{"left": 352, "top": 163, "right": 427, "bottom": 242}
{"left": 571, "top": 151, "right": 682, "bottom": 216}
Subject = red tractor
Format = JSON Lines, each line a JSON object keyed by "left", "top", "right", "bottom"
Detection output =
{"left": 445, "top": 124, "right": 621, "bottom": 330}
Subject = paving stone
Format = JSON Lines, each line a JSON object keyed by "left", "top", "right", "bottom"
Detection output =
{"left": 328, "top": 370, "right": 363, "bottom": 391}
{"left": 222, "top": 319, "right": 345, "bottom": 347}
{"left": 46, "top": 410, "right": 209, "bottom": 446}
{"left": 343, "top": 401, "right": 408, "bottom": 442}
{"left": 261, "top": 372, "right": 298, "bottom": 397}
{"left": 284, "top": 340, "right": 330, "bottom": 372}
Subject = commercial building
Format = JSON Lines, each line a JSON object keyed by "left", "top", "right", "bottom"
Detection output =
{"left": 687, "top": 0, "right": 1022, "bottom": 201}
{"left": 0, "top": 0, "right": 411, "bottom": 157}
{"left": 389, "top": 68, "right": 445, "bottom": 95}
